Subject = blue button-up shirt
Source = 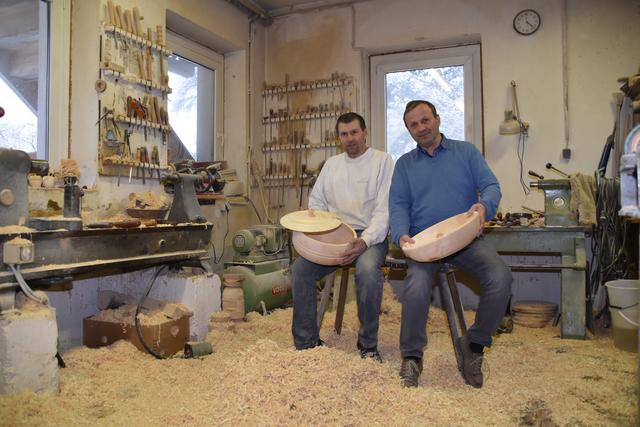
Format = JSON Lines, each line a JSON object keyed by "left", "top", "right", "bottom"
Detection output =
{"left": 389, "top": 135, "right": 501, "bottom": 245}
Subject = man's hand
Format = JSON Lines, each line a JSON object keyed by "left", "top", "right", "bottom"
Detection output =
{"left": 340, "top": 238, "right": 367, "bottom": 266}
{"left": 467, "top": 203, "right": 486, "bottom": 236}
{"left": 399, "top": 234, "right": 414, "bottom": 248}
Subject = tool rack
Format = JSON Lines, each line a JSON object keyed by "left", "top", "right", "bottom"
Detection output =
{"left": 96, "top": 0, "right": 171, "bottom": 185}
{"left": 259, "top": 74, "right": 357, "bottom": 215}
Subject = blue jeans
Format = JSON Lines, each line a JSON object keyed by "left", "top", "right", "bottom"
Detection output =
{"left": 291, "top": 238, "right": 388, "bottom": 350}
{"left": 400, "top": 237, "right": 512, "bottom": 359}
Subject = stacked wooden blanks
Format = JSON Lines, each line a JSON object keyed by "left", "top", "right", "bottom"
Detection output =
{"left": 512, "top": 300, "right": 558, "bottom": 328}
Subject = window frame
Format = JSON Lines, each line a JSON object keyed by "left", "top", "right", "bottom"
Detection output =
{"left": 370, "top": 44, "right": 483, "bottom": 154}
{"left": 167, "top": 30, "right": 224, "bottom": 161}
{"left": 47, "top": 0, "right": 70, "bottom": 165}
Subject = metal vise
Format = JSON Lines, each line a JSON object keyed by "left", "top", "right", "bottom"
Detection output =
{"left": 162, "top": 172, "right": 207, "bottom": 223}
{"left": 619, "top": 125, "right": 640, "bottom": 218}
{"left": 529, "top": 179, "right": 577, "bottom": 226}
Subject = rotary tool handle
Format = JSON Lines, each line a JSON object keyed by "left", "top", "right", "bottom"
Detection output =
{"left": 528, "top": 170, "right": 544, "bottom": 179}
{"left": 545, "top": 163, "right": 570, "bottom": 178}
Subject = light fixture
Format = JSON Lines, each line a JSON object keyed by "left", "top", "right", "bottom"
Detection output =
{"left": 499, "top": 80, "right": 529, "bottom": 136}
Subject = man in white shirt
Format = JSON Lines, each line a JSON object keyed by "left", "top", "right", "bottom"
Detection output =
{"left": 291, "top": 112, "right": 394, "bottom": 361}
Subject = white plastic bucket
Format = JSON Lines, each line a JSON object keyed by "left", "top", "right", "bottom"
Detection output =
{"left": 605, "top": 280, "right": 639, "bottom": 353}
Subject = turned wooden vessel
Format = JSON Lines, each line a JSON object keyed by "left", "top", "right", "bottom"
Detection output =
{"left": 402, "top": 212, "right": 481, "bottom": 262}
{"left": 292, "top": 223, "right": 356, "bottom": 266}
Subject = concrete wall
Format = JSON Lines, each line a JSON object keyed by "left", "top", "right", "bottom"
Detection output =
{"left": 263, "top": 0, "right": 640, "bottom": 213}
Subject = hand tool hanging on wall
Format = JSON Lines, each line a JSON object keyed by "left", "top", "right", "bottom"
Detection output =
{"left": 124, "top": 10, "right": 134, "bottom": 34}
{"left": 133, "top": 7, "right": 143, "bottom": 36}
{"left": 151, "top": 146, "right": 161, "bottom": 180}
{"left": 115, "top": 5, "right": 124, "bottom": 30}
{"left": 107, "top": 0, "right": 116, "bottom": 26}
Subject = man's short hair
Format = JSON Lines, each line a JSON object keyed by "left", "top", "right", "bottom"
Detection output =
{"left": 403, "top": 100, "right": 438, "bottom": 126}
{"left": 335, "top": 112, "right": 366, "bottom": 135}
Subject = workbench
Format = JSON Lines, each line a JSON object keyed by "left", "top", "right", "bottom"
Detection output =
{"left": 482, "top": 225, "right": 590, "bottom": 339}
{"left": 0, "top": 223, "right": 213, "bottom": 311}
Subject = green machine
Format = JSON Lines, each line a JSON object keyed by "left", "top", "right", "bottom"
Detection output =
{"left": 223, "top": 225, "right": 292, "bottom": 314}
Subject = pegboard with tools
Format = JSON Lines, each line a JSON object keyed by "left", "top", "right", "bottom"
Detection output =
{"left": 96, "top": 0, "right": 171, "bottom": 185}
{"left": 259, "top": 73, "right": 357, "bottom": 216}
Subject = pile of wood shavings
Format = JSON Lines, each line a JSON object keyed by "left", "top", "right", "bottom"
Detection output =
{"left": 0, "top": 225, "right": 33, "bottom": 234}
{"left": 128, "top": 191, "right": 168, "bottom": 209}
{"left": 59, "top": 159, "right": 80, "bottom": 178}
{"left": 0, "top": 284, "right": 636, "bottom": 426}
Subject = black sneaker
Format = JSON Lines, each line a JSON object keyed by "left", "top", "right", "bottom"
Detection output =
{"left": 399, "top": 358, "right": 423, "bottom": 387}
{"left": 295, "top": 338, "right": 325, "bottom": 351}
{"left": 455, "top": 335, "right": 484, "bottom": 388}
{"left": 359, "top": 348, "right": 383, "bottom": 363}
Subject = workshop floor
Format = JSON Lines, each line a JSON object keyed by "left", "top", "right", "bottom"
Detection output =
{"left": 0, "top": 284, "right": 637, "bottom": 426}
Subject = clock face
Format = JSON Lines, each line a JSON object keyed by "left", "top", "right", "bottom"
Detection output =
{"left": 513, "top": 9, "right": 541, "bottom": 35}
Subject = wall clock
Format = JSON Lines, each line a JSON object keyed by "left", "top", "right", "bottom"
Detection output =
{"left": 513, "top": 9, "right": 541, "bottom": 36}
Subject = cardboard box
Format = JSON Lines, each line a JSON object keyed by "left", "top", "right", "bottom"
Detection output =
{"left": 83, "top": 314, "right": 191, "bottom": 357}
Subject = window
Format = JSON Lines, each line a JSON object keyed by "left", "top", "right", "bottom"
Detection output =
{"left": 0, "top": 0, "right": 50, "bottom": 159}
{"left": 370, "top": 44, "right": 482, "bottom": 160}
{"left": 167, "top": 31, "right": 223, "bottom": 162}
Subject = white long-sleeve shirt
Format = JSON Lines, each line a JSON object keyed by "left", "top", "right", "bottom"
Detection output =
{"left": 309, "top": 147, "right": 394, "bottom": 247}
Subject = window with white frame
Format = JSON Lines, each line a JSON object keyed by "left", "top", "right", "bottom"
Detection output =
{"left": 167, "top": 31, "right": 223, "bottom": 162}
{"left": 0, "top": 0, "right": 50, "bottom": 159}
{"left": 370, "top": 44, "right": 483, "bottom": 160}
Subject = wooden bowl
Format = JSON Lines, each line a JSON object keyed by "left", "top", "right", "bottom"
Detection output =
{"left": 292, "top": 223, "right": 356, "bottom": 266}
{"left": 402, "top": 212, "right": 481, "bottom": 262}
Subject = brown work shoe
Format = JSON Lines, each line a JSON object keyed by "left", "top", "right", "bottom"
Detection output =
{"left": 399, "top": 358, "right": 423, "bottom": 388}
{"left": 456, "top": 336, "right": 484, "bottom": 388}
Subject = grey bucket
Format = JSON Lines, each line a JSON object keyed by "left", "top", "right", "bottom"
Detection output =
{"left": 605, "top": 280, "right": 639, "bottom": 353}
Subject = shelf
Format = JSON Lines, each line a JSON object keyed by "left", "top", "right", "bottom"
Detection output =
{"left": 262, "top": 78, "right": 354, "bottom": 96}
{"left": 261, "top": 173, "right": 315, "bottom": 180}
{"left": 106, "top": 114, "right": 170, "bottom": 132}
{"left": 101, "top": 68, "right": 171, "bottom": 93}
{"left": 102, "top": 157, "right": 166, "bottom": 171}
{"left": 262, "top": 141, "right": 340, "bottom": 152}
{"left": 103, "top": 25, "right": 171, "bottom": 55}
{"left": 262, "top": 110, "right": 345, "bottom": 124}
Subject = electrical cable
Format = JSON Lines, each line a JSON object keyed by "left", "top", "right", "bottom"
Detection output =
{"left": 134, "top": 265, "right": 169, "bottom": 359}
{"left": 243, "top": 196, "right": 263, "bottom": 223}
{"left": 588, "top": 178, "right": 629, "bottom": 322}
{"left": 517, "top": 132, "right": 530, "bottom": 195}
{"left": 211, "top": 206, "right": 230, "bottom": 264}
{"left": 9, "top": 264, "right": 47, "bottom": 304}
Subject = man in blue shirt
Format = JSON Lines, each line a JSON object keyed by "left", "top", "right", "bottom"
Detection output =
{"left": 389, "top": 100, "right": 512, "bottom": 388}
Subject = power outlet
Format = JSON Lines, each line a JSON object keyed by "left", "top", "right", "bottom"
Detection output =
{"left": 562, "top": 148, "right": 571, "bottom": 160}
{"left": 3, "top": 238, "right": 34, "bottom": 264}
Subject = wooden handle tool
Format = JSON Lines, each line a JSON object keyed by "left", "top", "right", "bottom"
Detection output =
{"left": 124, "top": 10, "right": 134, "bottom": 34}
{"left": 115, "top": 5, "right": 124, "bottom": 29}
{"left": 107, "top": 0, "right": 116, "bottom": 26}
{"left": 133, "top": 7, "right": 143, "bottom": 36}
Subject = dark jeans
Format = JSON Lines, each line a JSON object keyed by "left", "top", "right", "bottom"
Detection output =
{"left": 291, "top": 238, "right": 388, "bottom": 350}
{"left": 400, "top": 237, "right": 513, "bottom": 359}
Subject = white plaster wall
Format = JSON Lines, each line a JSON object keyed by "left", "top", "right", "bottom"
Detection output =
{"left": 263, "top": 0, "right": 640, "bottom": 213}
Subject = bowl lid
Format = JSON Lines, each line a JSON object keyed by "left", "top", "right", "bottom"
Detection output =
{"left": 280, "top": 209, "right": 342, "bottom": 233}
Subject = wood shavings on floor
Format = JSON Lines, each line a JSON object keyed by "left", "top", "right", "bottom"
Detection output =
{"left": 0, "top": 284, "right": 636, "bottom": 426}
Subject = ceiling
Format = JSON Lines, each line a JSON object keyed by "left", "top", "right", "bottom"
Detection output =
{"left": 254, "top": 0, "right": 311, "bottom": 12}
{"left": 235, "top": 0, "right": 362, "bottom": 18}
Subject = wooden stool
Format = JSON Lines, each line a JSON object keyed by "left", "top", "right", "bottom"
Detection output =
{"left": 322, "top": 262, "right": 469, "bottom": 345}
{"left": 316, "top": 265, "right": 352, "bottom": 334}
{"left": 437, "top": 263, "right": 467, "bottom": 369}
